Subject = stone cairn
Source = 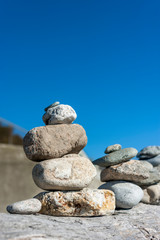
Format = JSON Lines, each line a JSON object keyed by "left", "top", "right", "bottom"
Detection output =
{"left": 137, "top": 146, "right": 160, "bottom": 205}
{"left": 93, "top": 144, "right": 160, "bottom": 209}
{"left": 7, "top": 102, "right": 115, "bottom": 216}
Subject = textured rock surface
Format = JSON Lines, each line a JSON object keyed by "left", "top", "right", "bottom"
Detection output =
{"left": 6, "top": 199, "right": 42, "bottom": 214}
{"left": 32, "top": 156, "right": 97, "bottom": 190}
{"left": 141, "top": 155, "right": 160, "bottom": 166}
{"left": 34, "top": 188, "right": 115, "bottom": 216}
{"left": 99, "top": 181, "right": 143, "bottom": 209}
{"left": 104, "top": 144, "right": 121, "bottom": 154}
{"left": 43, "top": 104, "right": 77, "bottom": 125}
{"left": 93, "top": 148, "right": 138, "bottom": 167}
{"left": 1, "top": 204, "right": 160, "bottom": 240}
{"left": 101, "top": 160, "right": 152, "bottom": 183}
{"left": 142, "top": 184, "right": 160, "bottom": 205}
{"left": 135, "top": 166, "right": 160, "bottom": 186}
{"left": 23, "top": 124, "right": 87, "bottom": 161}
{"left": 137, "top": 146, "right": 160, "bottom": 159}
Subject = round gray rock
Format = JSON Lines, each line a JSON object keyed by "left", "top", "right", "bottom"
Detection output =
{"left": 93, "top": 148, "right": 138, "bottom": 167}
{"left": 32, "top": 155, "right": 97, "bottom": 190}
{"left": 44, "top": 101, "right": 60, "bottom": 112}
{"left": 43, "top": 104, "right": 77, "bottom": 125}
{"left": 99, "top": 181, "right": 143, "bottom": 209}
{"left": 104, "top": 144, "right": 121, "bottom": 154}
{"left": 7, "top": 198, "right": 42, "bottom": 214}
{"left": 137, "top": 146, "right": 160, "bottom": 159}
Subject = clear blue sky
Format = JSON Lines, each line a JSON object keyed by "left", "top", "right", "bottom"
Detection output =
{"left": 0, "top": 0, "right": 160, "bottom": 159}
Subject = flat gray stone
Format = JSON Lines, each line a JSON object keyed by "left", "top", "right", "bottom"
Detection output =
{"left": 93, "top": 148, "right": 138, "bottom": 167}
{"left": 141, "top": 155, "right": 160, "bottom": 167}
{"left": 6, "top": 198, "right": 41, "bottom": 214}
{"left": 1, "top": 203, "right": 160, "bottom": 239}
{"left": 43, "top": 104, "right": 77, "bottom": 125}
{"left": 137, "top": 146, "right": 160, "bottom": 159}
{"left": 104, "top": 144, "right": 121, "bottom": 154}
{"left": 101, "top": 160, "right": 152, "bottom": 183}
{"left": 99, "top": 181, "right": 143, "bottom": 209}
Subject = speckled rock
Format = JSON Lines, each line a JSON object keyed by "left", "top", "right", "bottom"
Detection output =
{"left": 32, "top": 155, "right": 97, "bottom": 190}
{"left": 101, "top": 160, "right": 152, "bottom": 183}
{"left": 23, "top": 124, "right": 87, "bottom": 161}
{"left": 141, "top": 155, "right": 160, "bottom": 167}
{"left": 93, "top": 148, "right": 138, "bottom": 167}
{"left": 104, "top": 144, "right": 121, "bottom": 154}
{"left": 34, "top": 188, "right": 115, "bottom": 216}
{"left": 137, "top": 146, "right": 160, "bottom": 159}
{"left": 43, "top": 104, "right": 77, "bottom": 125}
{"left": 7, "top": 199, "right": 42, "bottom": 214}
{"left": 135, "top": 166, "right": 160, "bottom": 186}
{"left": 141, "top": 184, "right": 160, "bottom": 205}
{"left": 99, "top": 181, "right": 143, "bottom": 209}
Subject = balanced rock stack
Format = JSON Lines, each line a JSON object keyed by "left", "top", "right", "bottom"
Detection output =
{"left": 93, "top": 144, "right": 147, "bottom": 209}
{"left": 137, "top": 146, "right": 160, "bottom": 205}
{"left": 7, "top": 102, "right": 115, "bottom": 216}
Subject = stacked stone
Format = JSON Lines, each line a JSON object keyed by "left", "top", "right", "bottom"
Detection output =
{"left": 93, "top": 144, "right": 148, "bottom": 209}
{"left": 7, "top": 102, "right": 115, "bottom": 216}
{"left": 137, "top": 146, "right": 160, "bottom": 205}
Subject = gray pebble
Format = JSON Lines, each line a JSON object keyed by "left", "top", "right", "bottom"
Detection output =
{"left": 44, "top": 101, "right": 60, "bottom": 112}
{"left": 99, "top": 181, "right": 143, "bottom": 209}
{"left": 104, "top": 144, "right": 122, "bottom": 154}
{"left": 7, "top": 198, "right": 42, "bottom": 214}
{"left": 93, "top": 148, "right": 138, "bottom": 167}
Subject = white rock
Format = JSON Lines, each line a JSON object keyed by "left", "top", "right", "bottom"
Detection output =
{"left": 32, "top": 155, "right": 97, "bottom": 190}
{"left": 7, "top": 198, "right": 42, "bottom": 214}
{"left": 43, "top": 104, "right": 77, "bottom": 125}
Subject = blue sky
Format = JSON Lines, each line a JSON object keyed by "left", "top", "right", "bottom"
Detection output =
{"left": 0, "top": 0, "right": 160, "bottom": 159}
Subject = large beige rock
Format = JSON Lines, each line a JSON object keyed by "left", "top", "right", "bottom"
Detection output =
{"left": 34, "top": 188, "right": 115, "bottom": 216}
{"left": 101, "top": 160, "right": 152, "bottom": 183}
{"left": 23, "top": 124, "right": 87, "bottom": 161}
{"left": 32, "top": 155, "right": 97, "bottom": 190}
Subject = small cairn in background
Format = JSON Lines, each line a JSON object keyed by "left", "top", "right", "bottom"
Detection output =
{"left": 137, "top": 146, "right": 160, "bottom": 205}
{"left": 7, "top": 102, "right": 115, "bottom": 216}
{"left": 93, "top": 144, "right": 152, "bottom": 209}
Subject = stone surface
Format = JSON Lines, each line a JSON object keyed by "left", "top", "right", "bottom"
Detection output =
{"left": 135, "top": 166, "right": 160, "bottom": 186}
{"left": 99, "top": 181, "right": 143, "bottom": 209}
{"left": 137, "top": 146, "right": 160, "bottom": 159}
{"left": 101, "top": 160, "right": 152, "bottom": 183}
{"left": 93, "top": 148, "right": 138, "bottom": 167}
{"left": 34, "top": 188, "right": 115, "bottom": 217}
{"left": 141, "top": 184, "right": 160, "bottom": 205}
{"left": 32, "top": 155, "right": 97, "bottom": 190}
{"left": 23, "top": 124, "right": 87, "bottom": 161}
{"left": 104, "top": 144, "right": 122, "bottom": 154}
{"left": 1, "top": 204, "right": 160, "bottom": 240}
{"left": 6, "top": 199, "right": 42, "bottom": 214}
{"left": 141, "top": 155, "right": 160, "bottom": 167}
{"left": 43, "top": 104, "right": 77, "bottom": 125}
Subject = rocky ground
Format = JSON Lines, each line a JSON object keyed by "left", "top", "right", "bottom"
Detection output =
{"left": 1, "top": 203, "right": 160, "bottom": 240}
